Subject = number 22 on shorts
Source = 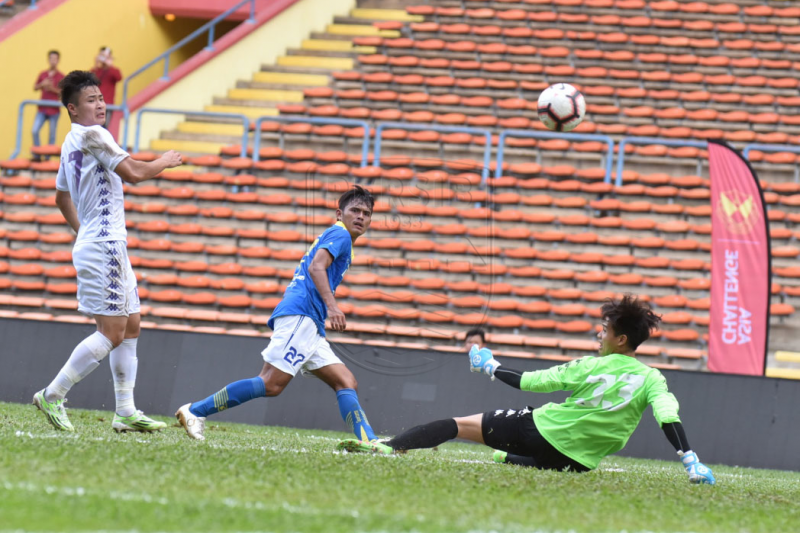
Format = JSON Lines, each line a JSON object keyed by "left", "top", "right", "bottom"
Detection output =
{"left": 284, "top": 347, "right": 306, "bottom": 367}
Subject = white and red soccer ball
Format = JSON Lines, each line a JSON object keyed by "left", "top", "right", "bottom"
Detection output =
{"left": 537, "top": 83, "right": 586, "bottom": 132}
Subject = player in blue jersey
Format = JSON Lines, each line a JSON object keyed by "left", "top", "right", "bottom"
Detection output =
{"left": 176, "top": 186, "right": 378, "bottom": 441}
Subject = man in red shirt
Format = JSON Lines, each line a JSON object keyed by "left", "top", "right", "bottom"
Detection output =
{"left": 32, "top": 50, "right": 65, "bottom": 155}
{"left": 90, "top": 47, "right": 122, "bottom": 126}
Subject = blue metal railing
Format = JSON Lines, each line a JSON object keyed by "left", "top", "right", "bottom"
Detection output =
{"left": 743, "top": 143, "right": 800, "bottom": 161}
{"left": 9, "top": 99, "right": 124, "bottom": 160}
{"left": 616, "top": 137, "right": 709, "bottom": 187}
{"left": 496, "top": 130, "right": 615, "bottom": 184}
{"left": 373, "top": 123, "right": 493, "bottom": 185}
{"left": 120, "top": 0, "right": 256, "bottom": 148}
{"left": 132, "top": 108, "right": 250, "bottom": 158}
{"left": 252, "top": 116, "right": 371, "bottom": 166}
{"left": 743, "top": 144, "right": 800, "bottom": 181}
{"left": 25, "top": 93, "right": 800, "bottom": 186}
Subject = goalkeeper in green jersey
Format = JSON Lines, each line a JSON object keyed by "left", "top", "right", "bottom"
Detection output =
{"left": 339, "top": 296, "right": 715, "bottom": 484}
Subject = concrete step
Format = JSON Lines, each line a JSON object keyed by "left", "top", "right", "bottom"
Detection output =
{"left": 177, "top": 122, "right": 246, "bottom": 137}
{"left": 776, "top": 350, "right": 800, "bottom": 363}
{"left": 301, "top": 39, "right": 376, "bottom": 55}
{"left": 356, "top": 0, "right": 423, "bottom": 9}
{"left": 260, "top": 64, "right": 340, "bottom": 75}
{"left": 150, "top": 138, "right": 227, "bottom": 155}
{"left": 350, "top": 7, "right": 423, "bottom": 22}
{"left": 237, "top": 80, "right": 323, "bottom": 92}
{"left": 252, "top": 71, "right": 330, "bottom": 86}
{"left": 205, "top": 103, "right": 279, "bottom": 120}
{"left": 325, "top": 23, "right": 400, "bottom": 37}
{"left": 227, "top": 88, "right": 304, "bottom": 103}
{"left": 276, "top": 55, "right": 354, "bottom": 70}
{"left": 766, "top": 367, "right": 800, "bottom": 380}
{"left": 286, "top": 48, "right": 361, "bottom": 59}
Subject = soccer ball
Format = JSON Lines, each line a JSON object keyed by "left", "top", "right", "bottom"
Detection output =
{"left": 537, "top": 83, "right": 586, "bottom": 132}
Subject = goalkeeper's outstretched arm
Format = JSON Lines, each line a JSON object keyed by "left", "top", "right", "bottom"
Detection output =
{"left": 468, "top": 345, "right": 526, "bottom": 387}
{"left": 494, "top": 367, "right": 523, "bottom": 389}
{"left": 468, "top": 345, "right": 568, "bottom": 392}
{"left": 662, "top": 421, "right": 691, "bottom": 452}
{"left": 661, "top": 421, "right": 716, "bottom": 485}
{"left": 650, "top": 377, "right": 716, "bottom": 486}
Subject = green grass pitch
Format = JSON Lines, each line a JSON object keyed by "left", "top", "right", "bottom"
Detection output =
{"left": 1, "top": 401, "right": 798, "bottom": 533}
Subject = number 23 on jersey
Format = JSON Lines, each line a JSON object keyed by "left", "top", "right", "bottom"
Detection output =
{"left": 576, "top": 373, "right": 646, "bottom": 412}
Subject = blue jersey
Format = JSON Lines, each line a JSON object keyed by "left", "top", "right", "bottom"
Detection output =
{"left": 268, "top": 222, "right": 354, "bottom": 336}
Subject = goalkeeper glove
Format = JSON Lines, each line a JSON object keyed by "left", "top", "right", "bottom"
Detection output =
{"left": 679, "top": 450, "right": 716, "bottom": 485}
{"left": 469, "top": 344, "right": 501, "bottom": 380}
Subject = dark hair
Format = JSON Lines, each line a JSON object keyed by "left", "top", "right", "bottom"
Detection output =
{"left": 601, "top": 295, "right": 661, "bottom": 350}
{"left": 59, "top": 70, "right": 100, "bottom": 108}
{"left": 338, "top": 185, "right": 374, "bottom": 212}
{"left": 48, "top": 50, "right": 60, "bottom": 58}
{"left": 465, "top": 328, "right": 486, "bottom": 343}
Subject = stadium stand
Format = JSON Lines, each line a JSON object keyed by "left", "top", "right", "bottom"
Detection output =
{"left": 2, "top": 0, "right": 800, "bottom": 375}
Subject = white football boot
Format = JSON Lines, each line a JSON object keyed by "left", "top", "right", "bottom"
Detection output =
{"left": 175, "top": 403, "right": 206, "bottom": 440}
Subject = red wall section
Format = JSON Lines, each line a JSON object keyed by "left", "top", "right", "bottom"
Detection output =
{"left": 149, "top": 0, "right": 281, "bottom": 21}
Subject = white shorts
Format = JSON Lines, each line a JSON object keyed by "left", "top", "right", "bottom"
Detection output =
{"left": 73, "top": 240, "right": 140, "bottom": 317}
{"left": 262, "top": 315, "right": 343, "bottom": 377}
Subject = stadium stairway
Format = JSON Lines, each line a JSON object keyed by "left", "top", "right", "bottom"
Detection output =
{"left": 2, "top": 0, "right": 800, "bottom": 377}
{"left": 768, "top": 350, "right": 800, "bottom": 379}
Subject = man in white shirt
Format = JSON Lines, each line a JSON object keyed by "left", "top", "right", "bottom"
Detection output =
{"left": 33, "top": 70, "right": 182, "bottom": 432}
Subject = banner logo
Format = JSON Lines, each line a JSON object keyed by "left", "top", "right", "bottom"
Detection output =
{"left": 716, "top": 190, "right": 759, "bottom": 236}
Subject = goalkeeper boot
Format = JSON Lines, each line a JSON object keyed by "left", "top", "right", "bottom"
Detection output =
{"left": 32, "top": 389, "right": 74, "bottom": 432}
{"left": 337, "top": 438, "right": 393, "bottom": 455}
{"left": 493, "top": 450, "right": 508, "bottom": 464}
{"left": 112, "top": 411, "right": 167, "bottom": 433}
{"left": 175, "top": 403, "right": 206, "bottom": 441}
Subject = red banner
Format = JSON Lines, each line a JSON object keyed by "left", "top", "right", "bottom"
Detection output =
{"left": 708, "top": 141, "right": 771, "bottom": 375}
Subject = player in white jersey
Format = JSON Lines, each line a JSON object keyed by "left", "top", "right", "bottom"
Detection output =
{"left": 32, "top": 70, "right": 182, "bottom": 432}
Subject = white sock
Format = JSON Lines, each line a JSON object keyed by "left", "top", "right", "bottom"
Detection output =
{"left": 110, "top": 337, "right": 138, "bottom": 417}
{"left": 45, "top": 332, "right": 114, "bottom": 402}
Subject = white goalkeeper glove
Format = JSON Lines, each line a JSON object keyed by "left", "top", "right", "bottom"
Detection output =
{"left": 469, "top": 344, "right": 501, "bottom": 380}
{"left": 679, "top": 450, "right": 716, "bottom": 485}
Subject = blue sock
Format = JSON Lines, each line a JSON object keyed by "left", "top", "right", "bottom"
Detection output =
{"left": 189, "top": 377, "right": 266, "bottom": 418}
{"left": 336, "top": 388, "right": 376, "bottom": 441}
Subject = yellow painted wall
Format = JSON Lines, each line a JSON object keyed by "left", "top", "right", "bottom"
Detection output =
{"left": 131, "top": 0, "right": 356, "bottom": 152}
{"left": 1, "top": 0, "right": 236, "bottom": 159}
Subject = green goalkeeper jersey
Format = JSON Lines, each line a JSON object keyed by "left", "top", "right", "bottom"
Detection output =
{"left": 520, "top": 354, "right": 681, "bottom": 469}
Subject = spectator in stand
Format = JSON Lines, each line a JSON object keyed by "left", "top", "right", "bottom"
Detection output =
{"left": 32, "top": 50, "right": 65, "bottom": 157}
{"left": 90, "top": 47, "right": 122, "bottom": 126}
{"left": 464, "top": 328, "right": 487, "bottom": 351}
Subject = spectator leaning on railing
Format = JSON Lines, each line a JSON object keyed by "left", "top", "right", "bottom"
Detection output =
{"left": 32, "top": 49, "right": 64, "bottom": 157}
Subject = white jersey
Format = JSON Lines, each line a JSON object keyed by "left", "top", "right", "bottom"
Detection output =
{"left": 55, "top": 123, "right": 129, "bottom": 244}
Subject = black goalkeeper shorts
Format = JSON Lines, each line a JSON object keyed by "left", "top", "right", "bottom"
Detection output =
{"left": 481, "top": 406, "right": 590, "bottom": 472}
